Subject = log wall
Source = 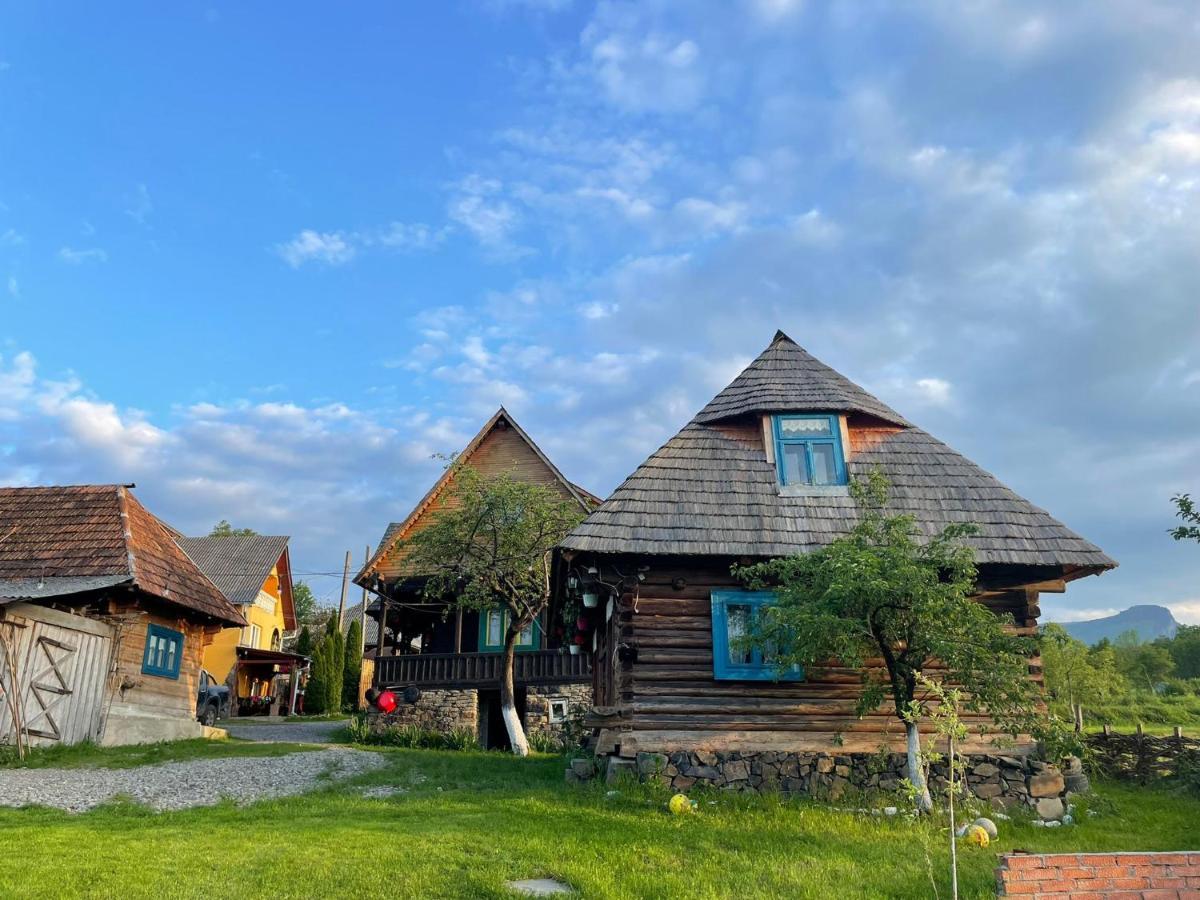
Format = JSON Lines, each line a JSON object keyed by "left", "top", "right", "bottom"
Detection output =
{"left": 589, "top": 557, "right": 1042, "bottom": 758}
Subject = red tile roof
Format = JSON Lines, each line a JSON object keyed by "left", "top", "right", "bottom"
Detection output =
{"left": 0, "top": 485, "right": 245, "bottom": 626}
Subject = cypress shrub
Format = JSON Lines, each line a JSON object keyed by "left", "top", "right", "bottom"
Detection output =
{"left": 343, "top": 620, "right": 363, "bottom": 710}
{"left": 306, "top": 639, "right": 329, "bottom": 715}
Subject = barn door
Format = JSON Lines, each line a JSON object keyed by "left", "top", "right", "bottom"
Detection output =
{"left": 0, "top": 604, "right": 114, "bottom": 747}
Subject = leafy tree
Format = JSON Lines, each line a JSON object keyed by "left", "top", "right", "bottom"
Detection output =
{"left": 343, "top": 620, "right": 363, "bottom": 710}
{"left": 1113, "top": 630, "right": 1175, "bottom": 691}
{"left": 401, "top": 465, "right": 586, "bottom": 756}
{"left": 1041, "top": 623, "right": 1127, "bottom": 727}
{"left": 291, "top": 582, "right": 318, "bottom": 627}
{"left": 295, "top": 625, "right": 312, "bottom": 657}
{"left": 323, "top": 616, "right": 345, "bottom": 714}
{"left": 208, "top": 520, "right": 257, "bottom": 537}
{"left": 735, "top": 472, "right": 1041, "bottom": 811}
{"left": 1166, "top": 625, "right": 1200, "bottom": 680}
{"left": 1170, "top": 493, "right": 1200, "bottom": 543}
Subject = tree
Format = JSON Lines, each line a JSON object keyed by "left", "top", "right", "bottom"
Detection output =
{"left": 400, "top": 465, "right": 586, "bottom": 756}
{"left": 1113, "top": 631, "right": 1175, "bottom": 691}
{"left": 295, "top": 625, "right": 312, "bottom": 657}
{"left": 1170, "top": 494, "right": 1200, "bottom": 543}
{"left": 735, "top": 472, "right": 1041, "bottom": 811}
{"left": 292, "top": 582, "right": 318, "bottom": 627}
{"left": 1167, "top": 625, "right": 1200, "bottom": 680}
{"left": 306, "top": 638, "right": 329, "bottom": 715}
{"left": 323, "top": 616, "right": 344, "bottom": 714}
{"left": 343, "top": 620, "right": 363, "bottom": 711}
{"left": 209, "top": 520, "right": 258, "bottom": 537}
{"left": 1041, "top": 623, "right": 1127, "bottom": 728}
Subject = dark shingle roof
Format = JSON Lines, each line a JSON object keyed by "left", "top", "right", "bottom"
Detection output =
{"left": 0, "top": 485, "right": 246, "bottom": 625}
{"left": 561, "top": 333, "right": 1116, "bottom": 574}
{"left": 695, "top": 330, "right": 910, "bottom": 426}
{"left": 341, "top": 598, "right": 380, "bottom": 646}
{"left": 177, "top": 535, "right": 290, "bottom": 606}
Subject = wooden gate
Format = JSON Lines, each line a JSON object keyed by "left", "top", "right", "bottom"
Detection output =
{"left": 0, "top": 603, "right": 114, "bottom": 747}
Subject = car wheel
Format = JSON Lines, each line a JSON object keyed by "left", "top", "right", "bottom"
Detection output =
{"left": 200, "top": 704, "right": 217, "bottom": 727}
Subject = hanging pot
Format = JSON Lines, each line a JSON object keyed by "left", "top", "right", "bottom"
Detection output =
{"left": 568, "top": 644, "right": 581, "bottom": 656}
{"left": 582, "top": 591, "right": 599, "bottom": 608}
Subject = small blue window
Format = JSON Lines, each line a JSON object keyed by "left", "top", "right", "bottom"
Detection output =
{"left": 142, "top": 624, "right": 184, "bottom": 679}
{"left": 477, "top": 608, "right": 539, "bottom": 653}
{"left": 773, "top": 414, "right": 847, "bottom": 486}
{"left": 711, "top": 590, "right": 803, "bottom": 681}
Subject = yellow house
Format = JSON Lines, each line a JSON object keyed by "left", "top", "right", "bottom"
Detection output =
{"left": 177, "top": 534, "right": 303, "bottom": 716}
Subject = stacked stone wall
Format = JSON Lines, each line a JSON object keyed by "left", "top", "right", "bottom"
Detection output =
{"left": 369, "top": 688, "right": 478, "bottom": 734}
{"left": 526, "top": 684, "right": 592, "bottom": 743}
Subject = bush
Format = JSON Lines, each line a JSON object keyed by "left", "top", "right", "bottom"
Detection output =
{"left": 526, "top": 730, "right": 564, "bottom": 754}
{"left": 344, "top": 719, "right": 481, "bottom": 751}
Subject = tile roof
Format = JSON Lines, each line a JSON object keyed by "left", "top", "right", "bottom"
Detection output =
{"left": 0, "top": 485, "right": 246, "bottom": 626}
{"left": 176, "top": 535, "right": 290, "bottom": 606}
{"left": 561, "top": 333, "right": 1116, "bottom": 575}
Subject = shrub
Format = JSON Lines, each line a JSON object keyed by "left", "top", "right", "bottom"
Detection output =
{"left": 526, "top": 730, "right": 564, "bottom": 754}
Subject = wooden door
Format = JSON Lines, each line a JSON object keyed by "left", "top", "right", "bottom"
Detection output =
{"left": 0, "top": 603, "right": 114, "bottom": 747}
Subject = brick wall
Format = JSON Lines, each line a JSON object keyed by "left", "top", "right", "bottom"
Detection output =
{"left": 997, "top": 852, "right": 1200, "bottom": 898}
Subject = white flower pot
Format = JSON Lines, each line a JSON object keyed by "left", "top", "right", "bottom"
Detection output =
{"left": 582, "top": 592, "right": 599, "bottom": 608}
{"left": 569, "top": 644, "right": 581, "bottom": 656}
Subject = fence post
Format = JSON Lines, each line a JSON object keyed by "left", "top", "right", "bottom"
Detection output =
{"left": 1102, "top": 723, "right": 1112, "bottom": 738}
{"left": 1174, "top": 726, "right": 1183, "bottom": 740}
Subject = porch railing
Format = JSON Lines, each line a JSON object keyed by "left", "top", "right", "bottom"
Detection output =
{"left": 374, "top": 650, "right": 591, "bottom": 689}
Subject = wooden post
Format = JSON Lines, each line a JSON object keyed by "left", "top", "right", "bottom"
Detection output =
{"left": 336, "top": 550, "right": 351, "bottom": 630}
{"left": 1073, "top": 703, "right": 1084, "bottom": 733}
{"left": 1174, "top": 725, "right": 1183, "bottom": 740}
{"left": 454, "top": 607, "right": 464, "bottom": 654}
{"left": 380, "top": 598, "right": 391, "bottom": 656}
{"left": 1136, "top": 722, "right": 1144, "bottom": 738}
{"left": 1103, "top": 723, "right": 1112, "bottom": 738}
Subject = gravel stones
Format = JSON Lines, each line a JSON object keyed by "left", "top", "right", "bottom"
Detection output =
{"left": 0, "top": 748, "right": 386, "bottom": 813}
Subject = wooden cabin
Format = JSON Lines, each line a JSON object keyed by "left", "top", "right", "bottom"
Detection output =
{"left": 0, "top": 485, "right": 246, "bottom": 747}
{"left": 177, "top": 534, "right": 305, "bottom": 717}
{"left": 558, "top": 331, "right": 1116, "bottom": 798}
{"left": 356, "top": 408, "right": 599, "bottom": 749}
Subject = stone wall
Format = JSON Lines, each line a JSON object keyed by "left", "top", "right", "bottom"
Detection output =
{"left": 996, "top": 852, "right": 1200, "bottom": 897}
{"left": 370, "top": 687, "right": 478, "bottom": 734}
{"left": 585, "top": 750, "right": 1078, "bottom": 820}
{"left": 525, "top": 683, "right": 592, "bottom": 744}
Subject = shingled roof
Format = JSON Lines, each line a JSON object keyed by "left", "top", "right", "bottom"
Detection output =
{"left": 176, "top": 534, "right": 296, "bottom": 630}
{"left": 0, "top": 485, "right": 246, "bottom": 626}
{"left": 561, "top": 332, "right": 1116, "bottom": 576}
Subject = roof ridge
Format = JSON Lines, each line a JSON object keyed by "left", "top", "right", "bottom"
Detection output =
{"left": 116, "top": 485, "right": 137, "bottom": 580}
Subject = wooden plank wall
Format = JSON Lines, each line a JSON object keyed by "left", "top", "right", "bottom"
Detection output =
{"left": 595, "top": 559, "right": 1041, "bottom": 758}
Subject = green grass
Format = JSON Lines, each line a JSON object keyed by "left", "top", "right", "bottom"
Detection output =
{"left": 0, "top": 738, "right": 320, "bottom": 770}
{"left": 1066, "top": 693, "right": 1200, "bottom": 734}
{"left": 0, "top": 747, "right": 1196, "bottom": 898}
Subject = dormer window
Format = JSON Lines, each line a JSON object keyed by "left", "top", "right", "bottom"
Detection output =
{"left": 772, "top": 414, "right": 847, "bottom": 486}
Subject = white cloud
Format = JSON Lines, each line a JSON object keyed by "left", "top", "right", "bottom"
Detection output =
{"left": 6, "top": 276, "right": 16, "bottom": 298}
{"left": 124, "top": 183, "right": 153, "bottom": 224}
{"left": 275, "top": 230, "right": 356, "bottom": 268}
{"left": 1, "top": 228, "right": 24, "bottom": 246}
{"left": 58, "top": 247, "right": 108, "bottom": 265}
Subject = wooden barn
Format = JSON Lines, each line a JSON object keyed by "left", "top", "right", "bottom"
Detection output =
{"left": 558, "top": 331, "right": 1116, "bottom": 798}
{"left": 0, "top": 485, "right": 245, "bottom": 747}
{"left": 357, "top": 408, "right": 599, "bottom": 749}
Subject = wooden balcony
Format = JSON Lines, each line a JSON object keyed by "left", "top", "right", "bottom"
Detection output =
{"left": 374, "top": 650, "right": 591, "bottom": 689}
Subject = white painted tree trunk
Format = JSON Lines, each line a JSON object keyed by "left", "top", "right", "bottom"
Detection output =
{"left": 501, "top": 626, "right": 529, "bottom": 757}
{"left": 906, "top": 720, "right": 932, "bottom": 812}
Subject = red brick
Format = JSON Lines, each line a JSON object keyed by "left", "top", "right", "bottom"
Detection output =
{"left": 1032, "top": 893, "right": 1072, "bottom": 900}
{"left": 1016, "top": 868, "right": 1064, "bottom": 883}
{"left": 1151, "top": 877, "right": 1189, "bottom": 889}
{"left": 1109, "top": 877, "right": 1152, "bottom": 890}
{"left": 1095, "top": 866, "right": 1138, "bottom": 879}
{"left": 1001, "top": 881, "right": 1041, "bottom": 895}
{"left": 1142, "top": 890, "right": 1182, "bottom": 900}
{"left": 1179, "top": 891, "right": 1200, "bottom": 900}
{"left": 1058, "top": 867, "right": 1098, "bottom": 880}
{"left": 1173, "top": 867, "right": 1200, "bottom": 877}
{"left": 1120, "top": 855, "right": 1154, "bottom": 866}
{"left": 1006, "top": 855, "right": 1047, "bottom": 870}
{"left": 1081, "top": 855, "right": 1119, "bottom": 867}
{"left": 1189, "top": 855, "right": 1200, "bottom": 866}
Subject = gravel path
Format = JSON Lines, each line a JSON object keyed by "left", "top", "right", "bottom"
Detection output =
{"left": 0, "top": 747, "right": 386, "bottom": 813}
{"left": 223, "top": 719, "right": 347, "bottom": 744}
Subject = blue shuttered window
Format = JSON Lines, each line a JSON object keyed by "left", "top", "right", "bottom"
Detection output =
{"left": 772, "top": 414, "right": 848, "bottom": 486}
{"left": 142, "top": 624, "right": 184, "bottom": 679}
{"left": 711, "top": 590, "right": 804, "bottom": 682}
{"left": 477, "top": 608, "right": 539, "bottom": 653}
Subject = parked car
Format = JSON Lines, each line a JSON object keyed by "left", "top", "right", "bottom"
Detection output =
{"left": 196, "top": 669, "right": 229, "bottom": 726}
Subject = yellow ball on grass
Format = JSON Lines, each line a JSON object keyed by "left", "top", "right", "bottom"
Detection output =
{"left": 668, "top": 793, "right": 694, "bottom": 815}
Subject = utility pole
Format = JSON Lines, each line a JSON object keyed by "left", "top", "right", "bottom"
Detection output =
{"left": 360, "top": 545, "right": 370, "bottom": 654}
{"left": 337, "top": 549, "right": 351, "bottom": 630}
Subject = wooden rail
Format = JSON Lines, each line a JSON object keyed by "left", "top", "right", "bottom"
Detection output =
{"left": 374, "top": 650, "right": 591, "bottom": 688}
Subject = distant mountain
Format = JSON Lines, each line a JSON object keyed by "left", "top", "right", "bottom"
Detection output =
{"left": 1061, "top": 605, "right": 1179, "bottom": 645}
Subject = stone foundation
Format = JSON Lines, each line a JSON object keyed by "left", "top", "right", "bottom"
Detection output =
{"left": 525, "top": 684, "right": 593, "bottom": 744}
{"left": 578, "top": 750, "right": 1079, "bottom": 819}
{"left": 370, "top": 687, "right": 479, "bottom": 734}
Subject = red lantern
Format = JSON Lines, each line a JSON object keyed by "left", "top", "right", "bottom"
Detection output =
{"left": 573, "top": 633, "right": 586, "bottom": 646}
{"left": 376, "top": 690, "right": 397, "bottom": 714}
{"left": 576, "top": 616, "right": 589, "bottom": 632}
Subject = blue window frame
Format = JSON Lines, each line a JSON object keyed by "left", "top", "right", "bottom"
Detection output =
{"left": 477, "top": 608, "right": 540, "bottom": 653}
{"left": 772, "top": 414, "right": 847, "bottom": 487}
{"left": 711, "top": 590, "right": 804, "bottom": 681}
{"left": 142, "top": 624, "right": 184, "bottom": 679}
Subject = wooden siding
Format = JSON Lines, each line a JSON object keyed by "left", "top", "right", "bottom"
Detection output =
{"left": 374, "top": 649, "right": 591, "bottom": 689}
{"left": 376, "top": 419, "right": 580, "bottom": 581}
{"left": 589, "top": 558, "right": 1043, "bottom": 758}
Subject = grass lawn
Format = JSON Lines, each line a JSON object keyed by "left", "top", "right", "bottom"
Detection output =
{"left": 0, "top": 747, "right": 1196, "bottom": 899}
{"left": 0, "top": 738, "right": 320, "bottom": 770}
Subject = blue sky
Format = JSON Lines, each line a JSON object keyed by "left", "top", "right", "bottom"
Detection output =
{"left": 2, "top": 1, "right": 1198, "bottom": 621}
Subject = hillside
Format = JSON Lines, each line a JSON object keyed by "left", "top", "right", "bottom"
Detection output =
{"left": 1062, "top": 605, "right": 1179, "bottom": 645}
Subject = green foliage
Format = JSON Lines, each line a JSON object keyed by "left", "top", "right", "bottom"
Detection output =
{"left": 208, "top": 520, "right": 257, "bottom": 537}
{"left": 295, "top": 625, "right": 312, "bottom": 657}
{"left": 305, "top": 638, "right": 330, "bottom": 715}
{"left": 343, "top": 620, "right": 363, "bottom": 710}
{"left": 735, "top": 471, "right": 1042, "bottom": 741}
{"left": 1113, "top": 630, "right": 1175, "bottom": 690}
{"left": 1166, "top": 625, "right": 1200, "bottom": 680}
{"left": 323, "top": 615, "right": 345, "bottom": 713}
{"left": 291, "top": 581, "right": 318, "bottom": 627}
{"left": 1041, "top": 623, "right": 1127, "bottom": 713}
{"left": 350, "top": 722, "right": 481, "bottom": 751}
{"left": 526, "top": 730, "right": 565, "bottom": 754}
{"left": 1170, "top": 493, "right": 1200, "bottom": 543}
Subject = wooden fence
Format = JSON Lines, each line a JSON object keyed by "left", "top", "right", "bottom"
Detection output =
{"left": 1085, "top": 726, "right": 1200, "bottom": 782}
